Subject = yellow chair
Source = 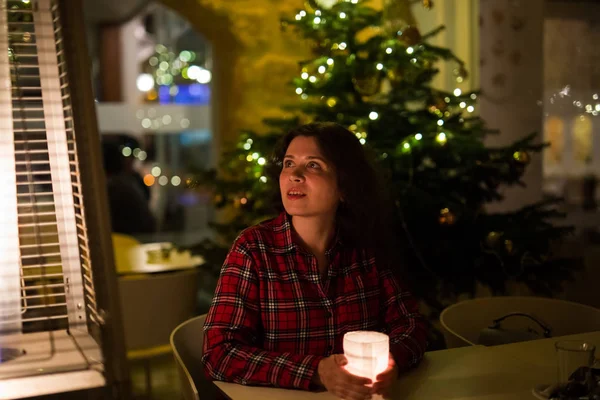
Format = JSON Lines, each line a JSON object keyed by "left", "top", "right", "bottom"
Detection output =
{"left": 440, "top": 296, "right": 600, "bottom": 348}
{"left": 111, "top": 233, "right": 141, "bottom": 273}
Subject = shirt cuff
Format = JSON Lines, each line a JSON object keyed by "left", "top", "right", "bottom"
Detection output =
{"left": 300, "top": 355, "right": 326, "bottom": 391}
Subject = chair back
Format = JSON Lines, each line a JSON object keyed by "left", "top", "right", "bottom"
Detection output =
{"left": 112, "top": 233, "right": 141, "bottom": 272}
{"left": 440, "top": 296, "right": 600, "bottom": 348}
{"left": 118, "top": 269, "right": 199, "bottom": 354}
{"left": 171, "top": 315, "right": 217, "bottom": 400}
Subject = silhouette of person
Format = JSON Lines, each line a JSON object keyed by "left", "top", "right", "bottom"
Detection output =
{"left": 102, "top": 139, "right": 156, "bottom": 235}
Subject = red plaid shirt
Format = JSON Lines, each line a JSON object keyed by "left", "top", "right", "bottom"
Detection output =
{"left": 202, "top": 212, "right": 427, "bottom": 390}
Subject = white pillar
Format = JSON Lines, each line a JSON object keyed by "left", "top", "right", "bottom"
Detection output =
{"left": 479, "top": 0, "right": 545, "bottom": 211}
{"left": 120, "top": 18, "right": 141, "bottom": 105}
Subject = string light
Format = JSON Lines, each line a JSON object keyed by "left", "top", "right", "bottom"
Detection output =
{"left": 318, "top": 66, "right": 326, "bottom": 74}
{"left": 376, "top": 63, "right": 383, "bottom": 70}
{"left": 296, "top": 88, "right": 303, "bottom": 94}
{"left": 386, "top": 47, "right": 393, "bottom": 54}
{"left": 415, "top": 133, "right": 422, "bottom": 140}
{"left": 339, "top": 12, "right": 347, "bottom": 18}
{"left": 453, "top": 88, "right": 462, "bottom": 96}
{"left": 406, "top": 47, "right": 414, "bottom": 54}
{"left": 260, "top": 176, "right": 268, "bottom": 183}
{"left": 327, "top": 58, "right": 334, "bottom": 65}
{"left": 151, "top": 166, "right": 162, "bottom": 177}
{"left": 437, "top": 119, "right": 444, "bottom": 126}
{"left": 143, "top": 174, "right": 155, "bottom": 186}
{"left": 369, "top": 111, "right": 379, "bottom": 120}
{"left": 257, "top": 157, "right": 266, "bottom": 165}
{"left": 436, "top": 132, "right": 447, "bottom": 144}
{"left": 467, "top": 105, "right": 475, "bottom": 113}
{"left": 459, "top": 102, "right": 466, "bottom": 108}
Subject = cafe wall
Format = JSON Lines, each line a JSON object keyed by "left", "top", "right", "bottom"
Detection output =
{"left": 158, "top": 0, "right": 478, "bottom": 148}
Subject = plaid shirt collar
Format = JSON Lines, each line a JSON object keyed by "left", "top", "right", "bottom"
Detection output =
{"left": 263, "top": 211, "right": 343, "bottom": 256}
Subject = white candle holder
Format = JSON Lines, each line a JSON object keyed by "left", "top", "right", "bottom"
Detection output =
{"left": 343, "top": 331, "right": 389, "bottom": 399}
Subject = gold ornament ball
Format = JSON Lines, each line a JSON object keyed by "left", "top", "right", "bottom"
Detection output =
{"left": 326, "top": 97, "right": 338, "bottom": 108}
{"left": 352, "top": 71, "right": 382, "bottom": 96}
{"left": 513, "top": 150, "right": 531, "bottom": 164}
{"left": 398, "top": 26, "right": 422, "bottom": 46}
{"left": 439, "top": 208, "right": 456, "bottom": 225}
{"left": 434, "top": 96, "right": 448, "bottom": 112}
{"left": 485, "top": 231, "right": 503, "bottom": 248}
{"left": 386, "top": 67, "right": 404, "bottom": 85}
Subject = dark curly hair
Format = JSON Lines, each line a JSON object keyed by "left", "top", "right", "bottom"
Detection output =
{"left": 269, "top": 122, "right": 398, "bottom": 269}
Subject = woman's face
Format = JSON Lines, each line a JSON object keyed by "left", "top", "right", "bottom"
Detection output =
{"left": 279, "top": 136, "right": 341, "bottom": 219}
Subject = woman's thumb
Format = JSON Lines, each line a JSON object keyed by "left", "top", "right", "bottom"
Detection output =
{"left": 335, "top": 354, "right": 348, "bottom": 366}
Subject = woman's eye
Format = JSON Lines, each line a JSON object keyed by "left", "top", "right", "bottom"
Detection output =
{"left": 307, "top": 162, "right": 321, "bottom": 169}
{"left": 283, "top": 160, "right": 293, "bottom": 167}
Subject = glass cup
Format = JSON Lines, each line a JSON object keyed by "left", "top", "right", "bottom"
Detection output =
{"left": 555, "top": 340, "right": 599, "bottom": 392}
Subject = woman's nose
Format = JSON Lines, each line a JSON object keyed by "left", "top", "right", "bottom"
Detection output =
{"left": 289, "top": 167, "right": 305, "bottom": 182}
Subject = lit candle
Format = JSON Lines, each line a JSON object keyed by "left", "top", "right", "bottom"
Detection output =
{"left": 343, "top": 331, "right": 389, "bottom": 398}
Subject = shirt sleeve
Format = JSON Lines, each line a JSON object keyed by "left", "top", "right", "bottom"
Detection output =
{"left": 202, "top": 236, "right": 324, "bottom": 390}
{"left": 378, "top": 266, "right": 428, "bottom": 371}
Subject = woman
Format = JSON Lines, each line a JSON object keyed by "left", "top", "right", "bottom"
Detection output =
{"left": 202, "top": 122, "right": 427, "bottom": 400}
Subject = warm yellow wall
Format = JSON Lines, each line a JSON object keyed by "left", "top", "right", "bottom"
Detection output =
{"left": 159, "top": 0, "right": 312, "bottom": 152}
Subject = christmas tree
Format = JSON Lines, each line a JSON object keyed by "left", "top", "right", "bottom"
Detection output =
{"left": 186, "top": 0, "right": 579, "bottom": 312}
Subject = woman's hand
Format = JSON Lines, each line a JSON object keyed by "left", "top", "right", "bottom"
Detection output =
{"left": 373, "top": 353, "right": 398, "bottom": 397}
{"left": 316, "top": 354, "right": 375, "bottom": 400}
